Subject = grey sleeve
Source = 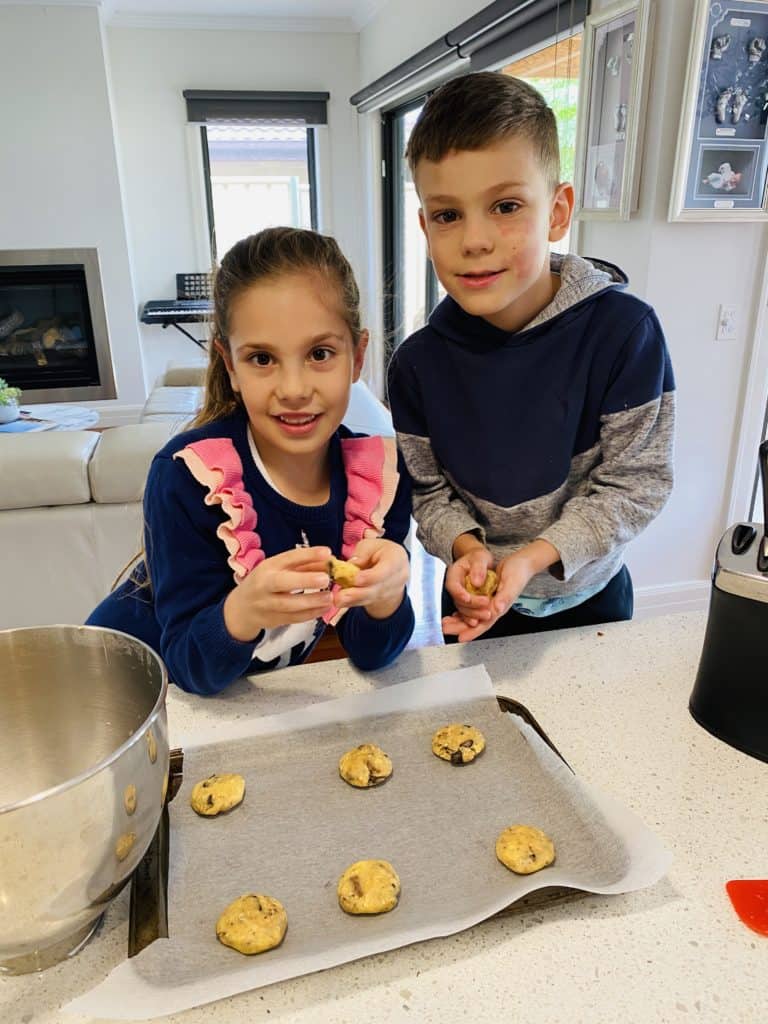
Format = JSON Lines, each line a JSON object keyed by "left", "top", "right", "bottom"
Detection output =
{"left": 539, "top": 391, "right": 675, "bottom": 580}
{"left": 396, "top": 432, "right": 485, "bottom": 566}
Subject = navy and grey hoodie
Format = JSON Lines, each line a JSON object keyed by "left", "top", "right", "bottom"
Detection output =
{"left": 387, "top": 253, "right": 675, "bottom": 606}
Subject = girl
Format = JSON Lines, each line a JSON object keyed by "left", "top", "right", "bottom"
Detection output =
{"left": 87, "top": 228, "right": 414, "bottom": 695}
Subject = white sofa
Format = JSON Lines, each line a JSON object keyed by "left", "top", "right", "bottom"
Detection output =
{"left": 0, "top": 368, "right": 394, "bottom": 631}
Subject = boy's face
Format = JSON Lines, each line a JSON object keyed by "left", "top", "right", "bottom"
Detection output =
{"left": 415, "top": 135, "right": 573, "bottom": 333}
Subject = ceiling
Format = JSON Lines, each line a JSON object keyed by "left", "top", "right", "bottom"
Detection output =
{"left": 7, "top": 0, "right": 390, "bottom": 32}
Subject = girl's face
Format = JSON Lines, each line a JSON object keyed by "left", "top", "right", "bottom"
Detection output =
{"left": 221, "top": 272, "right": 367, "bottom": 467}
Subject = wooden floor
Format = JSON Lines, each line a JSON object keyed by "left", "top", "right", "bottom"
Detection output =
{"left": 307, "top": 532, "right": 443, "bottom": 662}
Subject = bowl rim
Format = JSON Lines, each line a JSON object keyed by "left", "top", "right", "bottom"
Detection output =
{"left": 0, "top": 624, "right": 168, "bottom": 816}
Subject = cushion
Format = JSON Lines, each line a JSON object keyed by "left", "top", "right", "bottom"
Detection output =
{"left": 89, "top": 422, "right": 177, "bottom": 504}
{"left": 0, "top": 431, "right": 99, "bottom": 510}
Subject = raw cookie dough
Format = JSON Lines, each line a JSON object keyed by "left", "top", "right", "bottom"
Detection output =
{"left": 495, "top": 825, "right": 556, "bottom": 874}
{"left": 190, "top": 773, "right": 246, "bottom": 817}
{"left": 431, "top": 723, "right": 486, "bottom": 765}
{"left": 465, "top": 569, "right": 498, "bottom": 597}
{"left": 115, "top": 832, "right": 136, "bottom": 862}
{"left": 339, "top": 743, "right": 393, "bottom": 788}
{"left": 328, "top": 556, "right": 360, "bottom": 588}
{"left": 216, "top": 894, "right": 287, "bottom": 954}
{"left": 337, "top": 859, "right": 401, "bottom": 915}
{"left": 123, "top": 784, "right": 137, "bottom": 815}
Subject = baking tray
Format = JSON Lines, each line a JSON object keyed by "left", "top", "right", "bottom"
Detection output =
{"left": 127, "top": 695, "right": 575, "bottom": 955}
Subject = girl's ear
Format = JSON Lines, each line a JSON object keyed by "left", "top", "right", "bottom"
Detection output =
{"left": 214, "top": 339, "right": 239, "bottom": 392}
{"left": 352, "top": 330, "right": 369, "bottom": 383}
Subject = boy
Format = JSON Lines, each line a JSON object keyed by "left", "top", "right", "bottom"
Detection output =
{"left": 387, "top": 72, "right": 675, "bottom": 643}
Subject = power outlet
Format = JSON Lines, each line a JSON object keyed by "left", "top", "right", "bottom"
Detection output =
{"left": 716, "top": 304, "right": 738, "bottom": 341}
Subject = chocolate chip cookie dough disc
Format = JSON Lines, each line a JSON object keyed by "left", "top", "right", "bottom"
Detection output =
{"left": 216, "top": 894, "right": 287, "bottom": 955}
{"left": 190, "top": 773, "right": 246, "bottom": 817}
{"left": 465, "top": 569, "right": 498, "bottom": 597}
{"left": 328, "top": 556, "right": 360, "bottom": 588}
{"left": 338, "top": 743, "right": 393, "bottom": 788}
{"left": 495, "top": 825, "right": 556, "bottom": 875}
{"left": 431, "top": 723, "right": 486, "bottom": 765}
{"left": 337, "top": 860, "right": 401, "bottom": 915}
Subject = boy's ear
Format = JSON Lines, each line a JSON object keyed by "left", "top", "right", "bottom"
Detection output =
{"left": 352, "top": 329, "right": 369, "bottom": 383}
{"left": 418, "top": 208, "right": 431, "bottom": 254}
{"left": 549, "top": 182, "right": 575, "bottom": 243}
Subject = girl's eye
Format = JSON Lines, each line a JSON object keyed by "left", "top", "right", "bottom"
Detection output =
{"left": 433, "top": 209, "right": 459, "bottom": 224}
{"left": 494, "top": 200, "right": 520, "bottom": 215}
{"left": 310, "top": 347, "right": 334, "bottom": 363}
{"left": 251, "top": 352, "right": 273, "bottom": 367}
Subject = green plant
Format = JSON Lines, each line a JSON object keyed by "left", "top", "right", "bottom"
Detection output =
{"left": 0, "top": 377, "right": 22, "bottom": 406}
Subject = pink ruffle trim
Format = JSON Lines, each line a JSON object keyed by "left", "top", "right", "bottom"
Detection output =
{"left": 175, "top": 433, "right": 400, "bottom": 625}
{"left": 174, "top": 439, "right": 265, "bottom": 582}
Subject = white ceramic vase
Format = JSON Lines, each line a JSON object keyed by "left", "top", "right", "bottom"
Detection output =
{"left": 0, "top": 401, "right": 20, "bottom": 424}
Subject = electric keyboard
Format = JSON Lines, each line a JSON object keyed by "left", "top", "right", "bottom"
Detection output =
{"left": 140, "top": 299, "right": 213, "bottom": 325}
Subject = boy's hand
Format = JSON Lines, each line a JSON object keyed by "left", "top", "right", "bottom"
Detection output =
{"left": 223, "top": 546, "right": 333, "bottom": 641}
{"left": 333, "top": 538, "right": 409, "bottom": 620}
{"left": 444, "top": 543, "right": 495, "bottom": 630}
{"left": 442, "top": 540, "right": 561, "bottom": 643}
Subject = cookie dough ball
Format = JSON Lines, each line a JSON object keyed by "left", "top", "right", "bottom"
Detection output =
{"left": 115, "top": 832, "right": 136, "bottom": 862}
{"left": 190, "top": 773, "right": 246, "bottom": 817}
{"left": 337, "top": 860, "right": 401, "bottom": 915}
{"left": 216, "top": 894, "right": 287, "bottom": 955}
{"left": 431, "top": 723, "right": 486, "bottom": 765}
{"left": 328, "top": 556, "right": 360, "bottom": 589}
{"left": 465, "top": 569, "right": 498, "bottom": 597}
{"left": 123, "top": 784, "right": 137, "bottom": 816}
{"left": 495, "top": 825, "right": 556, "bottom": 875}
{"left": 339, "top": 743, "right": 393, "bottom": 788}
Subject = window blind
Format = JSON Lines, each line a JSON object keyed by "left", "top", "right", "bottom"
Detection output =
{"left": 184, "top": 90, "right": 329, "bottom": 125}
{"left": 350, "top": 0, "right": 587, "bottom": 113}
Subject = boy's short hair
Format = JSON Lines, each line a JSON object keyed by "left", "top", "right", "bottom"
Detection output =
{"left": 406, "top": 72, "right": 561, "bottom": 193}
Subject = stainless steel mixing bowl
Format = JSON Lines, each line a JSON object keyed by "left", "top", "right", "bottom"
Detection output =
{"left": 0, "top": 625, "right": 168, "bottom": 974}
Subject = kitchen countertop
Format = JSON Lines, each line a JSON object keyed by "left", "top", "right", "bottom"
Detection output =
{"left": 4, "top": 610, "right": 766, "bottom": 1024}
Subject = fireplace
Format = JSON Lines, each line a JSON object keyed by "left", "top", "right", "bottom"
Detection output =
{"left": 0, "top": 248, "right": 116, "bottom": 402}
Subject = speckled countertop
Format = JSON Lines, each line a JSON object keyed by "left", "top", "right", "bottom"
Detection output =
{"left": 4, "top": 611, "right": 766, "bottom": 1024}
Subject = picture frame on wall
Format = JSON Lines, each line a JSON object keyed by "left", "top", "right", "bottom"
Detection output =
{"left": 573, "top": 0, "right": 655, "bottom": 220}
{"left": 669, "top": 0, "right": 768, "bottom": 221}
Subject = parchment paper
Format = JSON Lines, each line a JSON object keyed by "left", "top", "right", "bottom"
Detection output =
{"left": 67, "top": 665, "right": 671, "bottom": 1019}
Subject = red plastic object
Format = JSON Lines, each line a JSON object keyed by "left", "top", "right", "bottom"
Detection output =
{"left": 726, "top": 880, "right": 768, "bottom": 936}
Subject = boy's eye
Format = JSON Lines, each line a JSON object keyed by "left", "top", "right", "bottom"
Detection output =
{"left": 310, "top": 347, "right": 334, "bottom": 363}
{"left": 494, "top": 200, "right": 520, "bottom": 215}
{"left": 432, "top": 209, "right": 459, "bottom": 224}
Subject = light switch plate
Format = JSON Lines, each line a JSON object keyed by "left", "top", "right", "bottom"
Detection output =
{"left": 716, "top": 304, "right": 738, "bottom": 341}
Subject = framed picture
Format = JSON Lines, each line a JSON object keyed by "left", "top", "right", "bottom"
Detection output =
{"left": 669, "top": 0, "right": 768, "bottom": 221}
{"left": 573, "top": 0, "right": 655, "bottom": 220}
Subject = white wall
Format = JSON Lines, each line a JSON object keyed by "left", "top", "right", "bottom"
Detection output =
{"left": 106, "top": 24, "right": 361, "bottom": 390}
{"left": 359, "top": 0, "right": 768, "bottom": 608}
{"left": 0, "top": 5, "right": 146, "bottom": 414}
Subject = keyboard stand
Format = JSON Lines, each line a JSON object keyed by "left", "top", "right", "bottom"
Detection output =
{"left": 163, "top": 321, "right": 207, "bottom": 351}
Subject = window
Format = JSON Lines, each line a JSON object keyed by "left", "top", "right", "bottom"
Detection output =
{"left": 504, "top": 34, "right": 582, "bottom": 254}
{"left": 201, "top": 121, "right": 317, "bottom": 262}
{"left": 381, "top": 34, "right": 582, "bottom": 354}
{"left": 183, "top": 90, "right": 327, "bottom": 263}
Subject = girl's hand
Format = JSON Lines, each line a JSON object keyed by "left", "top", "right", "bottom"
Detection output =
{"left": 444, "top": 546, "right": 495, "bottom": 630}
{"left": 223, "top": 546, "right": 333, "bottom": 642}
{"left": 333, "top": 538, "right": 409, "bottom": 620}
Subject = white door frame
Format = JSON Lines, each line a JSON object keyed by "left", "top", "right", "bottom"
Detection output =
{"left": 728, "top": 235, "right": 768, "bottom": 524}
